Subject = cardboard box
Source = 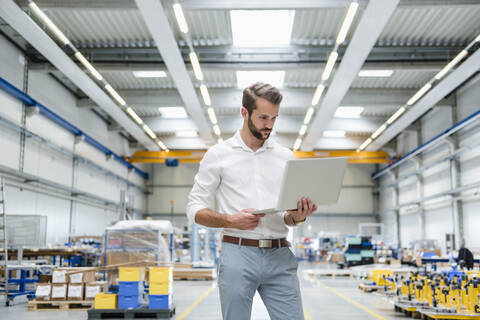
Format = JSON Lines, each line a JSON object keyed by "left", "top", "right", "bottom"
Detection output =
{"left": 149, "top": 281, "right": 172, "bottom": 295}
{"left": 67, "top": 283, "right": 84, "bottom": 301}
{"left": 39, "top": 274, "right": 52, "bottom": 283}
{"left": 149, "top": 267, "right": 172, "bottom": 283}
{"left": 327, "top": 252, "right": 344, "bottom": 263}
{"left": 51, "top": 283, "right": 67, "bottom": 301}
{"left": 35, "top": 283, "right": 51, "bottom": 301}
{"left": 52, "top": 270, "right": 67, "bottom": 283}
{"left": 119, "top": 267, "right": 145, "bottom": 282}
{"left": 85, "top": 282, "right": 109, "bottom": 300}
{"left": 94, "top": 293, "right": 117, "bottom": 309}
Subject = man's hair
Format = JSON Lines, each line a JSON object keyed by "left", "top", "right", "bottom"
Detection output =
{"left": 242, "top": 82, "right": 283, "bottom": 114}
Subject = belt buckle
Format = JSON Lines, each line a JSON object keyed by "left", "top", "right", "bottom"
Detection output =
{"left": 259, "top": 239, "right": 272, "bottom": 248}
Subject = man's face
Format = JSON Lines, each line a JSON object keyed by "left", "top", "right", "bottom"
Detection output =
{"left": 244, "top": 97, "right": 279, "bottom": 141}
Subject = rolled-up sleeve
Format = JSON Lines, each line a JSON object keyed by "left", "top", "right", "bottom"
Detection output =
{"left": 186, "top": 148, "right": 221, "bottom": 224}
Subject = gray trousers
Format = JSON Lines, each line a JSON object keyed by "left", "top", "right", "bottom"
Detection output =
{"left": 218, "top": 242, "right": 304, "bottom": 320}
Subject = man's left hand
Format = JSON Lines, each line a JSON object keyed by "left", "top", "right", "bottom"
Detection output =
{"left": 287, "top": 197, "right": 317, "bottom": 223}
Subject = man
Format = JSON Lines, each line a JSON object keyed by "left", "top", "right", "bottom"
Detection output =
{"left": 187, "top": 82, "right": 317, "bottom": 320}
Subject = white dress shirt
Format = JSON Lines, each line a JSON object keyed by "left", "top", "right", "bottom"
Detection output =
{"left": 187, "top": 131, "right": 294, "bottom": 239}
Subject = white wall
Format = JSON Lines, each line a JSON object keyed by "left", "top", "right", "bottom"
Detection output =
{"left": 0, "top": 35, "right": 147, "bottom": 244}
{"left": 378, "top": 75, "right": 480, "bottom": 252}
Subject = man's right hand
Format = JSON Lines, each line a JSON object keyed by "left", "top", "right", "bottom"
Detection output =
{"left": 227, "top": 209, "right": 265, "bottom": 230}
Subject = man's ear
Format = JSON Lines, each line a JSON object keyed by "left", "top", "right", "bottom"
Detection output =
{"left": 241, "top": 107, "right": 248, "bottom": 120}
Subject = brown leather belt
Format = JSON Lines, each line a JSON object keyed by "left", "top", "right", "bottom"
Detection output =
{"left": 222, "top": 235, "right": 290, "bottom": 248}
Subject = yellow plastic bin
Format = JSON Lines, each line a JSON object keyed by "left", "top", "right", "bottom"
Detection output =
{"left": 149, "top": 267, "right": 172, "bottom": 283}
{"left": 149, "top": 281, "right": 172, "bottom": 295}
{"left": 119, "top": 267, "right": 145, "bottom": 282}
{"left": 94, "top": 293, "right": 118, "bottom": 309}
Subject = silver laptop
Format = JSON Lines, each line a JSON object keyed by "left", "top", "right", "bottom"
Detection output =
{"left": 253, "top": 157, "right": 348, "bottom": 214}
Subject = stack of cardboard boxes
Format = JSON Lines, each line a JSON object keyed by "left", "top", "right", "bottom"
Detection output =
{"left": 148, "top": 267, "right": 173, "bottom": 309}
{"left": 118, "top": 267, "right": 145, "bottom": 309}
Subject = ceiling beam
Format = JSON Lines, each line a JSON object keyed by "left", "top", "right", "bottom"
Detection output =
{"left": 134, "top": 0, "right": 213, "bottom": 144}
{"left": 303, "top": 0, "right": 400, "bottom": 150}
{"left": 0, "top": 0, "right": 158, "bottom": 150}
{"left": 369, "top": 49, "right": 480, "bottom": 150}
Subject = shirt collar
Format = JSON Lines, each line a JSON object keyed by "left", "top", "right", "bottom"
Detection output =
{"left": 231, "top": 131, "right": 274, "bottom": 152}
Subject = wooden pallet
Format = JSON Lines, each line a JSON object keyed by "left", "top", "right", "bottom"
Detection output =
{"left": 28, "top": 300, "right": 94, "bottom": 311}
{"left": 87, "top": 306, "right": 175, "bottom": 319}
{"left": 420, "top": 312, "right": 480, "bottom": 320}
{"left": 358, "top": 283, "right": 386, "bottom": 293}
{"left": 305, "top": 270, "right": 354, "bottom": 279}
{"left": 394, "top": 303, "right": 422, "bottom": 319}
{"left": 173, "top": 268, "right": 216, "bottom": 280}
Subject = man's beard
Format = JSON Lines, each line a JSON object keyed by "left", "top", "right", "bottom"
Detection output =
{"left": 248, "top": 115, "right": 271, "bottom": 141}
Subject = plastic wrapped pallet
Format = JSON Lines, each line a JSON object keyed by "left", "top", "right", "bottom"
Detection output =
{"left": 104, "top": 220, "right": 172, "bottom": 266}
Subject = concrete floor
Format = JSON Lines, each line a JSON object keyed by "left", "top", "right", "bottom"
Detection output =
{"left": 0, "top": 262, "right": 409, "bottom": 320}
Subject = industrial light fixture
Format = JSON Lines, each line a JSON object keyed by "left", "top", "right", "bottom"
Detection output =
{"left": 311, "top": 84, "right": 325, "bottom": 106}
{"left": 213, "top": 125, "right": 221, "bottom": 136}
{"left": 173, "top": 3, "right": 189, "bottom": 33}
{"left": 104, "top": 84, "right": 126, "bottom": 106}
{"left": 434, "top": 50, "right": 468, "bottom": 80}
{"left": 475, "top": 34, "right": 480, "bottom": 42}
{"left": 336, "top": 1, "right": 359, "bottom": 45}
{"left": 293, "top": 138, "right": 302, "bottom": 150}
{"left": 143, "top": 124, "right": 156, "bottom": 139}
{"left": 358, "top": 137, "right": 372, "bottom": 150}
{"left": 200, "top": 85, "right": 211, "bottom": 106}
{"left": 322, "top": 51, "right": 338, "bottom": 81}
{"left": 218, "top": 138, "right": 224, "bottom": 143}
{"left": 157, "top": 140, "right": 167, "bottom": 150}
{"left": 304, "top": 107, "right": 314, "bottom": 124}
{"left": 126, "top": 107, "right": 143, "bottom": 125}
{"left": 358, "top": 70, "right": 393, "bottom": 77}
{"left": 133, "top": 71, "right": 167, "bottom": 78}
{"left": 158, "top": 107, "right": 188, "bottom": 119}
{"left": 74, "top": 52, "right": 103, "bottom": 81}
{"left": 230, "top": 10, "right": 294, "bottom": 47}
{"left": 207, "top": 107, "right": 217, "bottom": 125}
{"left": 407, "top": 83, "right": 432, "bottom": 106}
{"left": 299, "top": 124, "right": 307, "bottom": 136}
{"left": 334, "top": 106, "right": 364, "bottom": 118}
{"left": 29, "top": 2, "right": 70, "bottom": 45}
{"left": 189, "top": 52, "right": 203, "bottom": 81}
{"left": 386, "top": 107, "right": 406, "bottom": 125}
{"left": 176, "top": 131, "right": 198, "bottom": 138}
{"left": 323, "top": 130, "right": 346, "bottom": 138}
{"left": 371, "top": 124, "right": 387, "bottom": 139}
{"left": 236, "top": 71, "right": 285, "bottom": 89}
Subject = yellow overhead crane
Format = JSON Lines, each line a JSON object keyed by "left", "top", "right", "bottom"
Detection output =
{"left": 126, "top": 150, "right": 390, "bottom": 164}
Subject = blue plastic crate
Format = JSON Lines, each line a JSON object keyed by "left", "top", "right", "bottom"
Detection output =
{"left": 119, "top": 281, "right": 143, "bottom": 296}
{"left": 118, "top": 295, "right": 142, "bottom": 309}
{"left": 149, "top": 294, "right": 172, "bottom": 309}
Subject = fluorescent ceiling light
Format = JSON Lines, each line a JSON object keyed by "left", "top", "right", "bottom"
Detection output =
{"left": 157, "top": 140, "right": 167, "bottom": 150}
{"left": 213, "top": 125, "right": 221, "bottom": 136}
{"left": 230, "top": 10, "right": 294, "bottom": 47}
{"left": 126, "top": 107, "right": 143, "bottom": 125}
{"left": 29, "top": 2, "right": 70, "bottom": 45}
{"left": 299, "top": 124, "right": 307, "bottom": 136}
{"left": 200, "top": 85, "right": 211, "bottom": 106}
{"left": 176, "top": 131, "right": 198, "bottom": 138}
{"left": 334, "top": 106, "right": 364, "bottom": 118}
{"left": 407, "top": 83, "right": 432, "bottom": 106}
{"left": 358, "top": 70, "right": 393, "bottom": 77}
{"left": 358, "top": 138, "right": 372, "bottom": 150}
{"left": 322, "top": 51, "right": 338, "bottom": 81}
{"left": 293, "top": 138, "right": 302, "bottom": 150}
{"left": 142, "top": 124, "right": 156, "bottom": 139}
{"left": 304, "top": 107, "right": 314, "bottom": 124}
{"left": 434, "top": 50, "right": 468, "bottom": 80}
{"left": 336, "top": 1, "right": 359, "bottom": 45}
{"left": 236, "top": 71, "right": 285, "bottom": 89}
{"left": 133, "top": 71, "right": 167, "bottom": 78}
{"left": 173, "top": 3, "right": 189, "bottom": 33}
{"left": 104, "top": 84, "right": 126, "bottom": 106}
{"left": 74, "top": 52, "right": 103, "bottom": 81}
{"left": 311, "top": 84, "right": 325, "bottom": 106}
{"left": 207, "top": 107, "right": 217, "bottom": 125}
{"left": 371, "top": 124, "right": 387, "bottom": 139}
{"left": 218, "top": 138, "right": 224, "bottom": 143}
{"left": 189, "top": 52, "right": 203, "bottom": 81}
{"left": 386, "top": 107, "right": 406, "bottom": 125}
{"left": 158, "top": 107, "right": 188, "bottom": 119}
{"left": 323, "top": 130, "right": 346, "bottom": 138}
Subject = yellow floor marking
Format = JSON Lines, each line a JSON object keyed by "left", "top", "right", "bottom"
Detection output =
{"left": 313, "top": 278, "right": 387, "bottom": 320}
{"left": 176, "top": 283, "right": 217, "bottom": 320}
{"left": 303, "top": 307, "right": 313, "bottom": 320}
